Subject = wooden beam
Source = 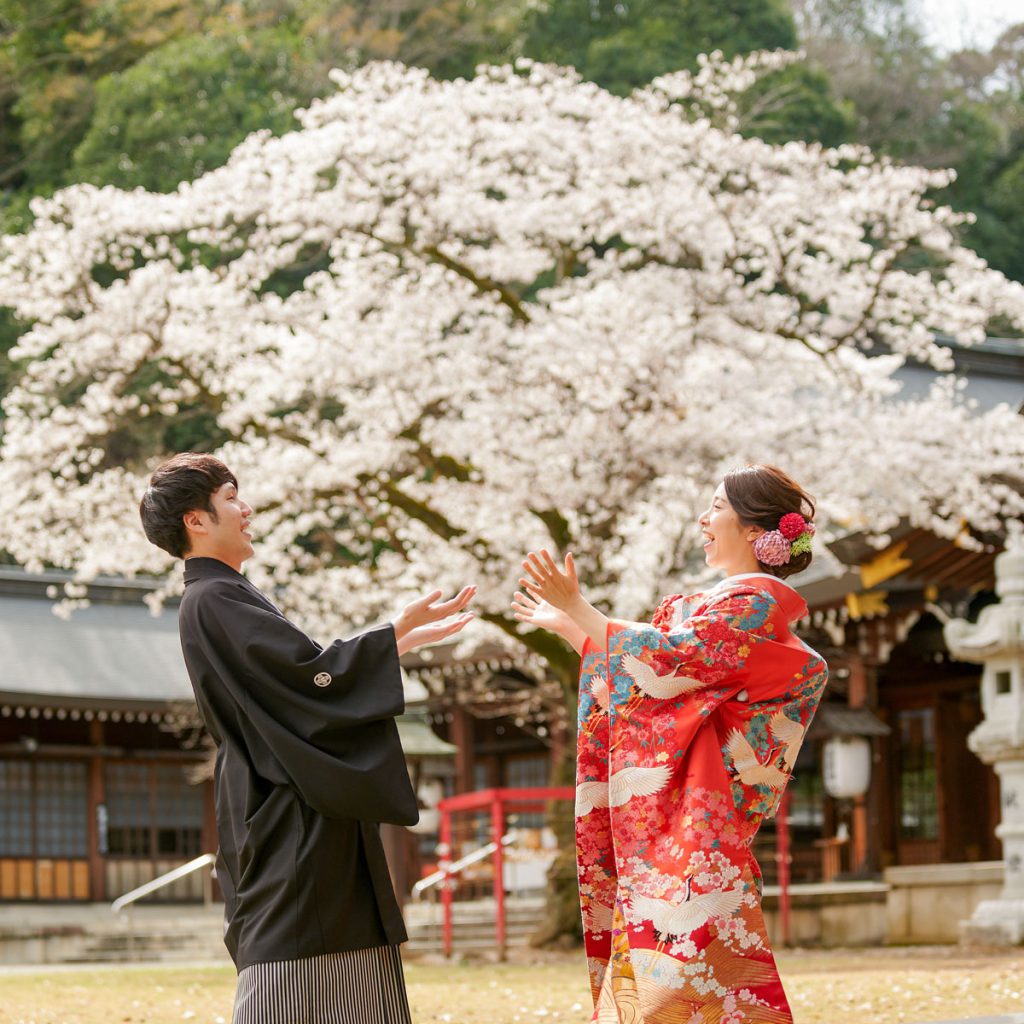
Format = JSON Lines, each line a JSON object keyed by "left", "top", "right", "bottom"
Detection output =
{"left": 87, "top": 719, "right": 105, "bottom": 902}
{"left": 931, "top": 550, "right": 992, "bottom": 586}
{"left": 904, "top": 544, "right": 959, "bottom": 579}
{"left": 451, "top": 706, "right": 475, "bottom": 795}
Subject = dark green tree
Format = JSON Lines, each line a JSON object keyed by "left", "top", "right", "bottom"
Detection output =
{"left": 524, "top": 0, "right": 797, "bottom": 93}
{"left": 738, "top": 64, "right": 852, "bottom": 146}
{"left": 965, "top": 145, "right": 1024, "bottom": 284}
{"left": 72, "top": 29, "right": 321, "bottom": 192}
{"left": 0, "top": 0, "right": 215, "bottom": 193}
{"left": 794, "top": 0, "right": 1024, "bottom": 283}
{"left": 522, "top": 0, "right": 850, "bottom": 144}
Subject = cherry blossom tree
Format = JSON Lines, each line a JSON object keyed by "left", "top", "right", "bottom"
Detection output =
{"left": 1, "top": 53, "right": 1022, "bottom": 694}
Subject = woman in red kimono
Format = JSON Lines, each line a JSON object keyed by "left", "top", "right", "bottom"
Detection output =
{"left": 513, "top": 464, "right": 827, "bottom": 1024}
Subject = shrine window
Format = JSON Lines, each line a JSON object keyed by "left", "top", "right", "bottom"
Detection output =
{"left": 788, "top": 743, "right": 825, "bottom": 830}
{"left": 105, "top": 762, "right": 203, "bottom": 859}
{"left": 505, "top": 754, "right": 549, "bottom": 829}
{"left": 897, "top": 708, "right": 939, "bottom": 840}
{"left": 0, "top": 759, "right": 88, "bottom": 858}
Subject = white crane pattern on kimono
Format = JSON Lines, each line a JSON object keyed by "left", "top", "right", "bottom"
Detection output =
{"left": 622, "top": 653, "right": 705, "bottom": 699}
{"left": 575, "top": 764, "right": 674, "bottom": 817}
{"left": 627, "top": 877, "right": 746, "bottom": 944}
{"left": 726, "top": 711, "right": 806, "bottom": 788}
{"left": 768, "top": 709, "right": 807, "bottom": 773}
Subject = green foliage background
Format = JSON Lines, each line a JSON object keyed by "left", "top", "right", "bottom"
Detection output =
{"left": 0, "top": 0, "right": 1021, "bottom": 392}
{"left": 522, "top": 0, "right": 798, "bottom": 95}
{"left": 71, "top": 28, "right": 315, "bottom": 192}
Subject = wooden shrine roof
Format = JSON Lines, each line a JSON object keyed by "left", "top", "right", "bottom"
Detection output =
{"left": 801, "top": 526, "right": 1001, "bottom": 613}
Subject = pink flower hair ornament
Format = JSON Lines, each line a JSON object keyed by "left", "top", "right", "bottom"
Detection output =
{"left": 753, "top": 513, "right": 815, "bottom": 567}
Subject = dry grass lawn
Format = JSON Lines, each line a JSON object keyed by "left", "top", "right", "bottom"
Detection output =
{"left": 2, "top": 945, "right": 1022, "bottom": 1023}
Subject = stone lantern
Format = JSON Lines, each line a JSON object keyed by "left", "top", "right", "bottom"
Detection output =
{"left": 944, "top": 535, "right": 1024, "bottom": 944}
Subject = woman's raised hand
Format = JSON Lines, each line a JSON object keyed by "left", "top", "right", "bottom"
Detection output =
{"left": 510, "top": 588, "right": 573, "bottom": 634}
{"left": 519, "top": 549, "right": 580, "bottom": 613}
{"left": 519, "top": 549, "right": 608, "bottom": 653}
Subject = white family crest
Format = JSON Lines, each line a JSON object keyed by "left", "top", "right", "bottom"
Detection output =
{"left": 313, "top": 672, "right": 332, "bottom": 688}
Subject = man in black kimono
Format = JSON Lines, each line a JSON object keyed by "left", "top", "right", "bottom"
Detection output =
{"left": 139, "top": 452, "right": 475, "bottom": 1024}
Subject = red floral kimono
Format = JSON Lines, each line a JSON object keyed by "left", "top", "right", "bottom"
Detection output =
{"left": 575, "top": 573, "right": 828, "bottom": 1024}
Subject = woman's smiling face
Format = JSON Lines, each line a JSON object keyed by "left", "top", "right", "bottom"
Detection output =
{"left": 698, "top": 483, "right": 763, "bottom": 575}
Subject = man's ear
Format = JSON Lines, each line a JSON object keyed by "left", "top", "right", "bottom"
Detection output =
{"left": 182, "top": 509, "right": 207, "bottom": 537}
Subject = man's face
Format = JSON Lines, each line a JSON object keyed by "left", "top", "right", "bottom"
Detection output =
{"left": 185, "top": 481, "right": 254, "bottom": 566}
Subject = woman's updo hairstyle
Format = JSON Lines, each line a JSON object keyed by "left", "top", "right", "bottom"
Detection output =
{"left": 722, "top": 464, "right": 816, "bottom": 580}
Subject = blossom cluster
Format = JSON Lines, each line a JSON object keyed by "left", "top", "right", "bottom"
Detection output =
{"left": 0, "top": 55, "right": 1021, "bottom": 645}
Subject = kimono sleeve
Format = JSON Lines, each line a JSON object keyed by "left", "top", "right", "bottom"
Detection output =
{"left": 604, "top": 588, "right": 779, "bottom": 709}
{"left": 198, "top": 582, "right": 418, "bottom": 826}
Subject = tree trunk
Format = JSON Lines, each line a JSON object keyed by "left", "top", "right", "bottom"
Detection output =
{"left": 532, "top": 675, "right": 584, "bottom": 948}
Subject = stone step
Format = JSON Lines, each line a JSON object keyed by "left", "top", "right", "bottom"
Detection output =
{"left": 405, "top": 915, "right": 540, "bottom": 931}
{"left": 403, "top": 897, "right": 548, "bottom": 955}
{"left": 405, "top": 926, "right": 537, "bottom": 947}
{"left": 79, "top": 936, "right": 215, "bottom": 954}
{"left": 406, "top": 914, "right": 542, "bottom": 932}
{"left": 54, "top": 913, "right": 228, "bottom": 964}
{"left": 404, "top": 897, "right": 545, "bottom": 922}
{"left": 405, "top": 940, "right": 532, "bottom": 955}
{"left": 0, "top": 899, "right": 552, "bottom": 963}
{"left": 63, "top": 948, "right": 229, "bottom": 964}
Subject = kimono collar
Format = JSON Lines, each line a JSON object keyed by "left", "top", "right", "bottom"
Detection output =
{"left": 713, "top": 572, "right": 808, "bottom": 624}
{"left": 183, "top": 556, "right": 247, "bottom": 586}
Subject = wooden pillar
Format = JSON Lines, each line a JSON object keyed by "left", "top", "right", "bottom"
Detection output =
{"left": 202, "top": 777, "right": 217, "bottom": 855}
{"left": 847, "top": 653, "right": 871, "bottom": 875}
{"left": 874, "top": 704, "right": 896, "bottom": 869}
{"left": 492, "top": 793, "right": 506, "bottom": 961}
{"left": 86, "top": 719, "right": 105, "bottom": 902}
{"left": 440, "top": 805, "right": 454, "bottom": 959}
{"left": 451, "top": 706, "right": 475, "bottom": 794}
{"left": 847, "top": 648, "right": 868, "bottom": 706}
{"left": 202, "top": 776, "right": 220, "bottom": 901}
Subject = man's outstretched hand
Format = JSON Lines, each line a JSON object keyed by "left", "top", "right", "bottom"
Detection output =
{"left": 393, "top": 585, "right": 476, "bottom": 655}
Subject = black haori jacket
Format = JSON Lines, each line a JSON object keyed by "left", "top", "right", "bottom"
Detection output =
{"left": 177, "top": 557, "right": 419, "bottom": 972}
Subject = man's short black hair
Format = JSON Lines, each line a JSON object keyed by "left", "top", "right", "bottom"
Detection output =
{"left": 139, "top": 453, "right": 237, "bottom": 559}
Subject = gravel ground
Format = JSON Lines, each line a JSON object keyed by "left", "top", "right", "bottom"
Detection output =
{"left": 2, "top": 946, "right": 1023, "bottom": 1023}
{"left": 778, "top": 945, "right": 1024, "bottom": 1023}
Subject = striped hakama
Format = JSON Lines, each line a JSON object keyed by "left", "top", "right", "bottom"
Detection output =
{"left": 232, "top": 945, "right": 412, "bottom": 1024}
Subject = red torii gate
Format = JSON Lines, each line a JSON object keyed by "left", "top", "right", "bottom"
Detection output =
{"left": 436, "top": 786, "right": 573, "bottom": 960}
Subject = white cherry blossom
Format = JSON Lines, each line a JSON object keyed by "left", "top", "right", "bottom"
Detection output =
{"left": 0, "top": 55, "right": 1021, "bottom": 652}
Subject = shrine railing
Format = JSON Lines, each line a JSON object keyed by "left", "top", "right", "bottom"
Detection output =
{"left": 411, "top": 830, "right": 521, "bottom": 901}
{"left": 110, "top": 852, "right": 217, "bottom": 960}
{"left": 110, "top": 852, "right": 216, "bottom": 914}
